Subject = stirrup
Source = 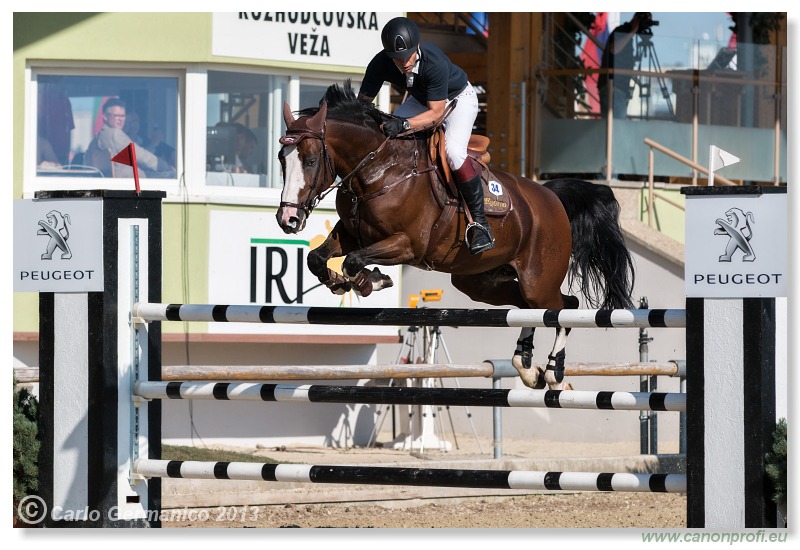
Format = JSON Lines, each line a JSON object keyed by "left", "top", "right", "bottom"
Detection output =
{"left": 464, "top": 222, "right": 495, "bottom": 253}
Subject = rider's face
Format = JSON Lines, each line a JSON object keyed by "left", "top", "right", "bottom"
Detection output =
{"left": 393, "top": 50, "right": 418, "bottom": 74}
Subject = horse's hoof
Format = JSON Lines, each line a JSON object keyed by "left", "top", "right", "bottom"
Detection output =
{"left": 511, "top": 354, "right": 540, "bottom": 389}
{"left": 368, "top": 268, "right": 394, "bottom": 291}
{"left": 533, "top": 368, "right": 547, "bottom": 390}
{"left": 323, "top": 272, "right": 352, "bottom": 295}
{"left": 350, "top": 271, "right": 373, "bottom": 297}
{"left": 544, "top": 368, "right": 569, "bottom": 390}
{"left": 329, "top": 282, "right": 352, "bottom": 295}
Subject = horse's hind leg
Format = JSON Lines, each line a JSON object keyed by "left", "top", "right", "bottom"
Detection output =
{"left": 451, "top": 269, "right": 547, "bottom": 388}
{"left": 513, "top": 327, "right": 546, "bottom": 389}
{"left": 543, "top": 294, "right": 580, "bottom": 390}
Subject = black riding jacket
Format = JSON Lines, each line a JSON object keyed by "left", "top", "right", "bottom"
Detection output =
{"left": 359, "top": 42, "right": 468, "bottom": 105}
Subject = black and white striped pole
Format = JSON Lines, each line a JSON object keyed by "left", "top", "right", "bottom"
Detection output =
{"left": 683, "top": 185, "right": 786, "bottom": 528}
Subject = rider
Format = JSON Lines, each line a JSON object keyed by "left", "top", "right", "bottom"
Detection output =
{"left": 357, "top": 16, "right": 494, "bottom": 255}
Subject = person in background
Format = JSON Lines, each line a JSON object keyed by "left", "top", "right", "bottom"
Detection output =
{"left": 598, "top": 12, "right": 653, "bottom": 119}
{"left": 86, "top": 98, "right": 173, "bottom": 177}
{"left": 231, "top": 123, "right": 259, "bottom": 174}
{"left": 123, "top": 110, "right": 146, "bottom": 146}
{"left": 37, "top": 135, "right": 61, "bottom": 169}
{"left": 148, "top": 126, "right": 177, "bottom": 167}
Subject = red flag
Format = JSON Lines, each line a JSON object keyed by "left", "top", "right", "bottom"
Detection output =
{"left": 111, "top": 142, "right": 140, "bottom": 193}
{"left": 580, "top": 13, "right": 609, "bottom": 116}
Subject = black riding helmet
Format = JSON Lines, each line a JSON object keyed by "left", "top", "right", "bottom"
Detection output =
{"left": 381, "top": 17, "right": 420, "bottom": 59}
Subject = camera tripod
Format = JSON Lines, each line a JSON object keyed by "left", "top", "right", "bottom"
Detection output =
{"left": 365, "top": 299, "right": 483, "bottom": 454}
{"left": 632, "top": 31, "right": 676, "bottom": 120}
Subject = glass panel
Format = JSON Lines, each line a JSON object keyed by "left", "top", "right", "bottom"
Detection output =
{"left": 695, "top": 42, "right": 783, "bottom": 183}
{"left": 206, "top": 70, "right": 289, "bottom": 189}
{"left": 299, "top": 83, "right": 329, "bottom": 110}
{"left": 36, "top": 74, "right": 178, "bottom": 179}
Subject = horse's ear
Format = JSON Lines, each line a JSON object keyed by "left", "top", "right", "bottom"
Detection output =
{"left": 308, "top": 101, "right": 327, "bottom": 132}
{"left": 283, "top": 102, "right": 296, "bottom": 128}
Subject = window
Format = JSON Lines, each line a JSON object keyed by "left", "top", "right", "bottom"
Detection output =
{"left": 299, "top": 83, "right": 329, "bottom": 110}
{"left": 36, "top": 74, "right": 179, "bottom": 180}
{"left": 206, "top": 70, "right": 289, "bottom": 189}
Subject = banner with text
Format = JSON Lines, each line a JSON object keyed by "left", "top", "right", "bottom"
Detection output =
{"left": 212, "top": 12, "right": 403, "bottom": 67}
{"left": 208, "top": 209, "right": 402, "bottom": 336}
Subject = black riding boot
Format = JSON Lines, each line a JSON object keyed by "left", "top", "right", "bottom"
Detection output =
{"left": 454, "top": 160, "right": 495, "bottom": 254}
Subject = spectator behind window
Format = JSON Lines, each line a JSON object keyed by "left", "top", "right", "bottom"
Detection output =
{"left": 85, "top": 98, "right": 174, "bottom": 178}
{"left": 214, "top": 122, "right": 260, "bottom": 174}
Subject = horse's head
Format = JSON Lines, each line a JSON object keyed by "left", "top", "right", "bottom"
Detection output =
{"left": 277, "top": 101, "right": 334, "bottom": 234}
{"left": 277, "top": 81, "right": 404, "bottom": 234}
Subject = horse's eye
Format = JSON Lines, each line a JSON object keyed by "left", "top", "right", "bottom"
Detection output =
{"left": 305, "top": 157, "right": 317, "bottom": 168}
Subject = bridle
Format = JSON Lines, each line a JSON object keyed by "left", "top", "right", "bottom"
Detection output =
{"left": 278, "top": 114, "right": 399, "bottom": 219}
{"left": 278, "top": 123, "right": 338, "bottom": 219}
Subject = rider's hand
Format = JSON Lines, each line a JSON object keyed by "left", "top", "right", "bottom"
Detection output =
{"left": 383, "top": 118, "right": 408, "bottom": 138}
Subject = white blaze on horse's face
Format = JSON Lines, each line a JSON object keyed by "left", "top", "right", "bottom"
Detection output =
{"left": 278, "top": 144, "right": 309, "bottom": 233}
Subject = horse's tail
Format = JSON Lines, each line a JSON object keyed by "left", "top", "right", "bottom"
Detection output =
{"left": 543, "top": 178, "right": 635, "bottom": 309}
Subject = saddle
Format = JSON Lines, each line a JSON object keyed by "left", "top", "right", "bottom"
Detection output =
{"left": 428, "top": 128, "right": 512, "bottom": 217}
{"left": 420, "top": 127, "right": 513, "bottom": 266}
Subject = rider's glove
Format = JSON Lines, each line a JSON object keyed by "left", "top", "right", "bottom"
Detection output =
{"left": 383, "top": 118, "right": 410, "bottom": 138}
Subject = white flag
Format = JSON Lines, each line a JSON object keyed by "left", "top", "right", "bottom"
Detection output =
{"left": 712, "top": 146, "right": 740, "bottom": 168}
{"left": 709, "top": 145, "right": 740, "bottom": 186}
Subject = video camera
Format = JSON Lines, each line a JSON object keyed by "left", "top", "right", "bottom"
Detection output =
{"left": 636, "top": 12, "right": 659, "bottom": 35}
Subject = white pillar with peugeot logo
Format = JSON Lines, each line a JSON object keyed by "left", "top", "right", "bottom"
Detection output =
{"left": 682, "top": 181, "right": 787, "bottom": 529}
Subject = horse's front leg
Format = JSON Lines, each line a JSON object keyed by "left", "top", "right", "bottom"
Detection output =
{"left": 307, "top": 221, "right": 357, "bottom": 295}
{"left": 341, "top": 233, "right": 414, "bottom": 297}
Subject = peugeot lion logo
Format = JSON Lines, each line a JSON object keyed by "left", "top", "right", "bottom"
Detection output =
{"left": 37, "top": 210, "right": 72, "bottom": 260}
{"left": 714, "top": 208, "right": 755, "bottom": 262}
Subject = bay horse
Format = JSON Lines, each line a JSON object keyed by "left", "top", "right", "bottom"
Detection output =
{"left": 277, "top": 82, "right": 634, "bottom": 390}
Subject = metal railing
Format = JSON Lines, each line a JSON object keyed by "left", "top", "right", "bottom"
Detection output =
{"left": 642, "top": 137, "right": 736, "bottom": 229}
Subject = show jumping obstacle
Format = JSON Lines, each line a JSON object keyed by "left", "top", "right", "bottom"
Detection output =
{"left": 34, "top": 188, "right": 783, "bottom": 528}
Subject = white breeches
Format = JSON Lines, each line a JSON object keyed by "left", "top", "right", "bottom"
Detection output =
{"left": 393, "top": 82, "right": 479, "bottom": 170}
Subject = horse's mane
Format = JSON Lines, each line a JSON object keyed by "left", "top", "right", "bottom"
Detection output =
{"left": 297, "top": 80, "right": 387, "bottom": 128}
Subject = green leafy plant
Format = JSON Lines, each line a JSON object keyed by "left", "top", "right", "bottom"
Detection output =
{"left": 765, "top": 418, "right": 787, "bottom": 506}
{"left": 13, "top": 379, "right": 40, "bottom": 522}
